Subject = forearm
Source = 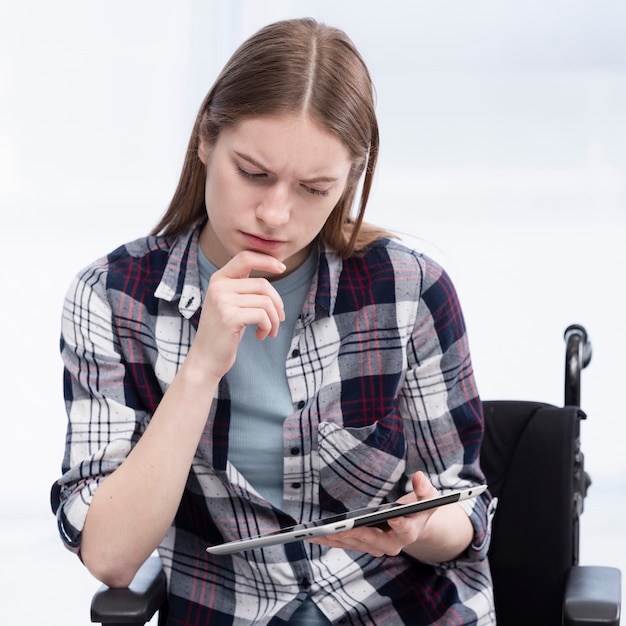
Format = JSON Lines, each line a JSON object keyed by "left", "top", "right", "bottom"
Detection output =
{"left": 80, "top": 352, "right": 220, "bottom": 588}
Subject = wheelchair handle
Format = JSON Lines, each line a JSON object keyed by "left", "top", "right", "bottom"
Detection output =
{"left": 564, "top": 324, "right": 592, "bottom": 408}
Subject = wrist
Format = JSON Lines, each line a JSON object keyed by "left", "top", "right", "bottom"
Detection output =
{"left": 180, "top": 344, "right": 226, "bottom": 390}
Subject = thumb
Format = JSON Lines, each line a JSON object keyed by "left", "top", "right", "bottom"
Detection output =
{"left": 387, "top": 472, "right": 439, "bottom": 533}
{"left": 412, "top": 471, "right": 439, "bottom": 500}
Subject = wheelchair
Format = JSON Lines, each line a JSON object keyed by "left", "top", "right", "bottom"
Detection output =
{"left": 90, "top": 325, "right": 621, "bottom": 626}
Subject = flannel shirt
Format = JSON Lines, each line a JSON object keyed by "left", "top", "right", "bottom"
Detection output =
{"left": 51, "top": 224, "right": 496, "bottom": 625}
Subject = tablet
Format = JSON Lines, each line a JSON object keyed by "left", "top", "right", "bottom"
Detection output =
{"left": 206, "top": 484, "right": 487, "bottom": 555}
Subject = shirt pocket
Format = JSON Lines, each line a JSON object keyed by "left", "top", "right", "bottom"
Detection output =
{"left": 317, "top": 412, "right": 407, "bottom": 513}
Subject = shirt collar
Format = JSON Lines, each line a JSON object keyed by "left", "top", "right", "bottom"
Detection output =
{"left": 154, "top": 225, "right": 203, "bottom": 319}
{"left": 300, "top": 239, "right": 342, "bottom": 323}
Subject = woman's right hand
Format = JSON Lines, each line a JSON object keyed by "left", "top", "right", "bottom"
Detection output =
{"left": 191, "top": 250, "right": 286, "bottom": 380}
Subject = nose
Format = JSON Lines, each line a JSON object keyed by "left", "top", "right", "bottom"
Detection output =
{"left": 255, "top": 183, "right": 291, "bottom": 228}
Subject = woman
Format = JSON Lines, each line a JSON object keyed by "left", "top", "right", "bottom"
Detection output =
{"left": 52, "top": 18, "right": 496, "bottom": 625}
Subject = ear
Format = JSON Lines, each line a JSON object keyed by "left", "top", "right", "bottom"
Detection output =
{"left": 198, "top": 138, "right": 210, "bottom": 165}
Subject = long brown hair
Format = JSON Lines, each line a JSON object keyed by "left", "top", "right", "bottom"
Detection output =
{"left": 152, "top": 18, "right": 390, "bottom": 258}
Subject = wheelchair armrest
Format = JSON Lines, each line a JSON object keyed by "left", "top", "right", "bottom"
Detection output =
{"left": 563, "top": 565, "right": 621, "bottom": 626}
{"left": 90, "top": 556, "right": 167, "bottom": 625}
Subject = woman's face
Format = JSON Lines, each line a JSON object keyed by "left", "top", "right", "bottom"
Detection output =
{"left": 197, "top": 113, "right": 353, "bottom": 277}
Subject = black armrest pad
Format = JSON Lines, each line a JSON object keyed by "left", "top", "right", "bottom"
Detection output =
{"left": 90, "top": 557, "right": 167, "bottom": 624}
{"left": 563, "top": 565, "right": 621, "bottom": 626}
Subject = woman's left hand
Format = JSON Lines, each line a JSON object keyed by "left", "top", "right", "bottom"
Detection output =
{"left": 308, "top": 471, "right": 440, "bottom": 557}
{"left": 309, "top": 472, "right": 473, "bottom": 562}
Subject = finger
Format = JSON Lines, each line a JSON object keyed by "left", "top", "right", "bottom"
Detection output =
{"left": 226, "top": 305, "right": 277, "bottom": 341}
{"left": 386, "top": 514, "right": 421, "bottom": 544}
{"left": 386, "top": 473, "right": 439, "bottom": 536}
{"left": 411, "top": 471, "right": 439, "bottom": 500}
{"left": 230, "top": 289, "right": 283, "bottom": 338}
{"left": 214, "top": 254, "right": 286, "bottom": 328}
{"left": 230, "top": 279, "right": 286, "bottom": 328}
{"left": 394, "top": 472, "right": 437, "bottom": 506}
{"left": 214, "top": 290, "right": 284, "bottom": 339}
{"left": 309, "top": 527, "right": 402, "bottom": 557}
{"left": 222, "top": 250, "right": 287, "bottom": 279}
{"left": 208, "top": 274, "right": 285, "bottom": 339}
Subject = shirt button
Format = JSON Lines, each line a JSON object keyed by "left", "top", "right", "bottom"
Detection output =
{"left": 291, "top": 482, "right": 301, "bottom": 489}
{"left": 291, "top": 349, "right": 300, "bottom": 358}
{"left": 290, "top": 447, "right": 300, "bottom": 455}
{"left": 297, "top": 400, "right": 305, "bottom": 409}
{"left": 301, "top": 577, "right": 311, "bottom": 589}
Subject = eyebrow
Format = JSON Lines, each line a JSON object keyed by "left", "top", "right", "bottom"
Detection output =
{"left": 234, "top": 151, "right": 340, "bottom": 184}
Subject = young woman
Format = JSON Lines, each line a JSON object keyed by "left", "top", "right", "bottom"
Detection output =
{"left": 52, "top": 18, "right": 496, "bottom": 625}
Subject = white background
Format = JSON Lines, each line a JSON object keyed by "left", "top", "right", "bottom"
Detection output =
{"left": 1, "top": 1, "right": 624, "bottom": 623}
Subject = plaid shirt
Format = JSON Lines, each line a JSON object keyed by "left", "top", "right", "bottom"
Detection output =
{"left": 52, "top": 225, "right": 496, "bottom": 625}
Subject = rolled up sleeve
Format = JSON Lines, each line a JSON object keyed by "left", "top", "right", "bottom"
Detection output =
{"left": 399, "top": 254, "right": 495, "bottom": 568}
{"left": 50, "top": 266, "right": 147, "bottom": 552}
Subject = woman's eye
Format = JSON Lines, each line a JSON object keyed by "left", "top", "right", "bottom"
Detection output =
{"left": 237, "top": 166, "right": 266, "bottom": 181}
{"left": 304, "top": 185, "right": 329, "bottom": 197}
{"left": 237, "top": 165, "right": 329, "bottom": 197}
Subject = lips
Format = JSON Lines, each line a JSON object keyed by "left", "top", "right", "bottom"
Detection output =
{"left": 241, "top": 232, "right": 285, "bottom": 252}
